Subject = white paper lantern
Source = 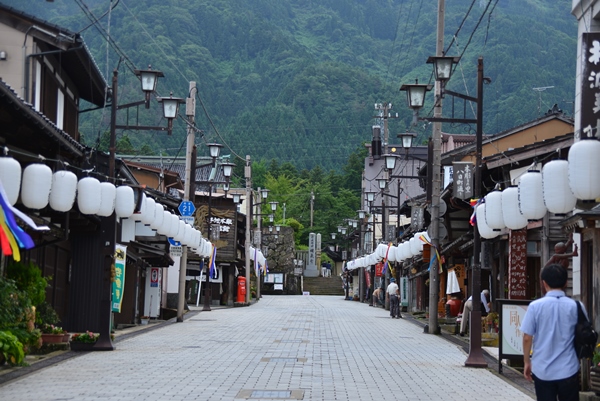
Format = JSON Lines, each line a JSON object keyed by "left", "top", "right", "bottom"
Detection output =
{"left": 174, "top": 220, "right": 186, "bottom": 242}
{"left": 543, "top": 160, "right": 576, "bottom": 213}
{"left": 21, "top": 163, "right": 52, "bottom": 209}
{"left": 168, "top": 214, "right": 180, "bottom": 238}
{"left": 141, "top": 198, "right": 156, "bottom": 225}
{"left": 518, "top": 171, "right": 546, "bottom": 220}
{"left": 132, "top": 193, "right": 147, "bottom": 222}
{"left": 77, "top": 177, "right": 102, "bottom": 215}
{"left": 502, "top": 187, "right": 528, "bottom": 230}
{"left": 387, "top": 245, "right": 398, "bottom": 262}
{"left": 157, "top": 210, "right": 172, "bottom": 235}
{"left": 97, "top": 182, "right": 116, "bottom": 217}
{"left": 568, "top": 138, "right": 600, "bottom": 200}
{"left": 376, "top": 243, "right": 388, "bottom": 259}
{"left": 485, "top": 191, "right": 505, "bottom": 229}
{"left": 0, "top": 157, "right": 21, "bottom": 205}
{"left": 49, "top": 170, "right": 77, "bottom": 212}
{"left": 409, "top": 237, "right": 422, "bottom": 256}
{"left": 115, "top": 186, "right": 135, "bottom": 218}
{"left": 150, "top": 203, "right": 165, "bottom": 230}
{"left": 183, "top": 224, "right": 193, "bottom": 246}
{"left": 477, "top": 203, "right": 499, "bottom": 239}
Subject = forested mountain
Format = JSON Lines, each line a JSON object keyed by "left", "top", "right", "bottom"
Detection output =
{"left": 3, "top": 0, "right": 577, "bottom": 172}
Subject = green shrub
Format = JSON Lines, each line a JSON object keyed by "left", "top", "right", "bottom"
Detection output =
{"left": 0, "top": 330, "right": 25, "bottom": 366}
{"left": 6, "top": 260, "right": 49, "bottom": 307}
{"left": 0, "top": 276, "right": 41, "bottom": 355}
{"left": 0, "top": 277, "right": 31, "bottom": 331}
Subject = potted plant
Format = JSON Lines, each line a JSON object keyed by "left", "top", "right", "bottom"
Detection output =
{"left": 69, "top": 331, "right": 99, "bottom": 351}
{"left": 41, "top": 324, "right": 67, "bottom": 344}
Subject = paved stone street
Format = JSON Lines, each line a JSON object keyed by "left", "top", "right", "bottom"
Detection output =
{"left": 0, "top": 296, "right": 534, "bottom": 401}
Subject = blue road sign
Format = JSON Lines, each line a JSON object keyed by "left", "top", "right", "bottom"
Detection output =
{"left": 178, "top": 200, "right": 195, "bottom": 216}
{"left": 168, "top": 237, "right": 181, "bottom": 246}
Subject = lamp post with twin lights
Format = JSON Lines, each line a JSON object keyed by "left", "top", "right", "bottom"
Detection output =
{"left": 401, "top": 56, "right": 487, "bottom": 367}
{"left": 198, "top": 143, "right": 234, "bottom": 312}
{"left": 103, "top": 66, "right": 184, "bottom": 350}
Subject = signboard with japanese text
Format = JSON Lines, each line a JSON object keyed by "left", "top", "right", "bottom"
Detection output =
{"left": 443, "top": 165, "right": 453, "bottom": 188}
{"left": 364, "top": 268, "right": 372, "bottom": 289}
{"left": 111, "top": 244, "right": 127, "bottom": 313}
{"left": 196, "top": 205, "right": 237, "bottom": 260}
{"left": 400, "top": 277, "right": 408, "bottom": 307}
{"left": 452, "top": 162, "right": 474, "bottom": 199}
{"left": 497, "top": 299, "right": 530, "bottom": 373}
{"left": 308, "top": 233, "right": 317, "bottom": 268}
{"left": 580, "top": 33, "right": 600, "bottom": 140}
{"left": 508, "top": 229, "right": 528, "bottom": 299}
{"left": 411, "top": 206, "right": 424, "bottom": 230}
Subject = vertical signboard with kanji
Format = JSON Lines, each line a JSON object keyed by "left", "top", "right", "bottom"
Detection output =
{"left": 308, "top": 233, "right": 316, "bottom": 269}
{"left": 508, "top": 229, "right": 527, "bottom": 299}
{"left": 112, "top": 244, "right": 127, "bottom": 313}
{"left": 411, "top": 206, "right": 424, "bottom": 230}
{"left": 581, "top": 33, "right": 600, "bottom": 140}
{"left": 453, "top": 162, "right": 474, "bottom": 199}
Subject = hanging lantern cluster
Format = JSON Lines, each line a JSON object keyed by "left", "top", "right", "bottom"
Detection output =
{"left": 344, "top": 231, "right": 430, "bottom": 272}
{"left": 477, "top": 138, "right": 600, "bottom": 236}
{"left": 0, "top": 156, "right": 215, "bottom": 259}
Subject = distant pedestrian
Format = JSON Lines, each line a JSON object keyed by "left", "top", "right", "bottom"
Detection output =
{"left": 386, "top": 278, "right": 401, "bottom": 318}
{"left": 372, "top": 287, "right": 384, "bottom": 307}
{"left": 459, "top": 289, "right": 490, "bottom": 336}
{"left": 521, "top": 263, "right": 581, "bottom": 401}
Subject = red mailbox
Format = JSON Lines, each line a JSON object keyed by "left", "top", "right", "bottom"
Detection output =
{"left": 237, "top": 276, "right": 247, "bottom": 302}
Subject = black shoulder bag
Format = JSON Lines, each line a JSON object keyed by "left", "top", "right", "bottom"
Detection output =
{"left": 574, "top": 301, "right": 598, "bottom": 359}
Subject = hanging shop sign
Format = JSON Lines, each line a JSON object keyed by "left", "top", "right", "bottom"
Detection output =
{"left": 111, "top": 244, "right": 127, "bottom": 313}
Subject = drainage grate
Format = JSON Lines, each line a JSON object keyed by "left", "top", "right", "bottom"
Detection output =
{"left": 274, "top": 340, "right": 308, "bottom": 343}
{"left": 261, "top": 357, "right": 307, "bottom": 363}
{"left": 281, "top": 328, "right": 310, "bottom": 331}
{"left": 236, "top": 389, "right": 304, "bottom": 399}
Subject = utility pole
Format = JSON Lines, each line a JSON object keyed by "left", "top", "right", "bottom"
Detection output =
{"left": 177, "top": 81, "right": 196, "bottom": 322}
{"left": 374, "top": 103, "right": 397, "bottom": 303}
{"left": 256, "top": 187, "right": 262, "bottom": 299}
{"left": 428, "top": 0, "right": 444, "bottom": 335}
{"left": 245, "top": 156, "right": 252, "bottom": 303}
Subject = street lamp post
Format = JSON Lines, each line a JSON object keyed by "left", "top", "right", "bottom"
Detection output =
{"left": 401, "top": 56, "right": 487, "bottom": 367}
{"left": 201, "top": 143, "right": 233, "bottom": 312}
{"left": 364, "top": 191, "right": 376, "bottom": 306}
{"left": 105, "top": 67, "right": 183, "bottom": 350}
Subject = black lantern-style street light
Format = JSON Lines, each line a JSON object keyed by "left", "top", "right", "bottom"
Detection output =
{"left": 134, "top": 66, "right": 164, "bottom": 107}
{"left": 400, "top": 79, "right": 433, "bottom": 110}
{"left": 398, "top": 132, "right": 416, "bottom": 151}
{"left": 427, "top": 56, "right": 461, "bottom": 92}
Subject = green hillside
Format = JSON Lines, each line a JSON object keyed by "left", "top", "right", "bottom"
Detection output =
{"left": 3, "top": 0, "right": 577, "bottom": 171}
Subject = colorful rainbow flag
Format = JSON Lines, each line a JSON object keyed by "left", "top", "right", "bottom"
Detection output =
{"left": 381, "top": 242, "right": 392, "bottom": 275}
{"left": 0, "top": 181, "right": 44, "bottom": 261}
{"left": 208, "top": 244, "right": 217, "bottom": 279}
{"left": 419, "top": 234, "right": 443, "bottom": 274}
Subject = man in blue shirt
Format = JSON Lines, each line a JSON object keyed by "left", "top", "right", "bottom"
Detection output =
{"left": 521, "top": 263, "right": 582, "bottom": 401}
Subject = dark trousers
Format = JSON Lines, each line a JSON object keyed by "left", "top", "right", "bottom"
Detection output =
{"left": 389, "top": 294, "right": 400, "bottom": 317}
{"left": 532, "top": 372, "right": 578, "bottom": 401}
